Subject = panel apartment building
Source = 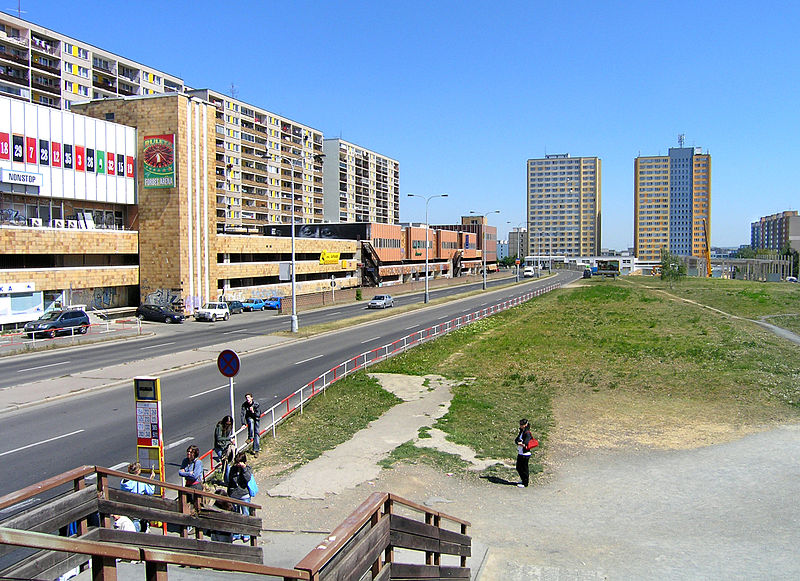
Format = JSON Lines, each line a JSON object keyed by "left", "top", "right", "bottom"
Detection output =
{"left": 322, "top": 138, "right": 399, "bottom": 224}
{"left": 0, "top": 12, "right": 183, "bottom": 110}
{"left": 526, "top": 154, "right": 601, "bottom": 258}
{"left": 751, "top": 210, "right": 800, "bottom": 252}
{"left": 634, "top": 146, "right": 711, "bottom": 261}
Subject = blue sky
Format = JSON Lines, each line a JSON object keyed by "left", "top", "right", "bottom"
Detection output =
{"left": 16, "top": 1, "right": 800, "bottom": 249}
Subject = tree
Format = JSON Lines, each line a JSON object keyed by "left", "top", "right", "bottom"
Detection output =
{"left": 779, "top": 244, "right": 799, "bottom": 278}
{"left": 660, "top": 248, "right": 686, "bottom": 288}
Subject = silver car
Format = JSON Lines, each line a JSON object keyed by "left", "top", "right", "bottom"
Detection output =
{"left": 368, "top": 294, "right": 394, "bottom": 309}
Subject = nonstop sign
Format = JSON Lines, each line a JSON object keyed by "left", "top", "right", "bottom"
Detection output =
{"left": 0, "top": 169, "right": 43, "bottom": 186}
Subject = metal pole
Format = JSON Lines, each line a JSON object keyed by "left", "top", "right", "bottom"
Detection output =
{"left": 289, "top": 159, "right": 298, "bottom": 333}
{"left": 424, "top": 201, "right": 430, "bottom": 303}
{"left": 228, "top": 377, "right": 235, "bottom": 426}
{"left": 482, "top": 227, "right": 487, "bottom": 290}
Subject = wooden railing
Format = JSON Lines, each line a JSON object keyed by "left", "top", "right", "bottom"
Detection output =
{"left": 0, "top": 468, "right": 471, "bottom": 580}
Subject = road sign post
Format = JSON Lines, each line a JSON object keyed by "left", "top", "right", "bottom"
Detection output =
{"left": 217, "top": 349, "right": 240, "bottom": 421}
{"left": 133, "top": 376, "right": 165, "bottom": 493}
{"left": 330, "top": 275, "right": 336, "bottom": 303}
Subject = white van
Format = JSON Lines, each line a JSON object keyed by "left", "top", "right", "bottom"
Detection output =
{"left": 523, "top": 266, "right": 535, "bottom": 278}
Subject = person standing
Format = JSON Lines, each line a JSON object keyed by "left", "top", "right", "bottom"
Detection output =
{"left": 227, "top": 451, "right": 253, "bottom": 526}
{"left": 240, "top": 393, "right": 261, "bottom": 457}
{"left": 214, "top": 415, "right": 236, "bottom": 478}
{"left": 514, "top": 419, "right": 538, "bottom": 488}
{"left": 178, "top": 445, "right": 204, "bottom": 490}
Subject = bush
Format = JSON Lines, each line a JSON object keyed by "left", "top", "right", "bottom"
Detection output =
{"left": 356, "top": 288, "right": 363, "bottom": 301}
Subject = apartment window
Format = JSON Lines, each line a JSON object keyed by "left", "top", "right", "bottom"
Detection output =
{"left": 78, "top": 66, "right": 89, "bottom": 79}
{"left": 64, "top": 81, "right": 73, "bottom": 92}
{"left": 78, "top": 85, "right": 89, "bottom": 96}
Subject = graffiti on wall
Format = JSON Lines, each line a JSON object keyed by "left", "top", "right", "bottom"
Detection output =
{"left": 144, "top": 288, "right": 183, "bottom": 308}
{"left": 69, "top": 287, "right": 122, "bottom": 310}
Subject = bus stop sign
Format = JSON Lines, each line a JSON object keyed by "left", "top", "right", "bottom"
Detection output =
{"left": 217, "top": 349, "right": 240, "bottom": 378}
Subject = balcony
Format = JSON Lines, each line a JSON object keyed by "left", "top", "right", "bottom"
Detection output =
{"left": 0, "top": 49, "right": 28, "bottom": 65}
{"left": 117, "top": 85, "right": 138, "bottom": 96}
{"left": 92, "top": 61, "right": 117, "bottom": 75}
{"left": 0, "top": 34, "right": 28, "bottom": 48}
{"left": 92, "top": 77, "right": 117, "bottom": 91}
{"left": 30, "top": 78, "right": 60, "bottom": 95}
{"left": 30, "top": 37, "right": 59, "bottom": 56}
{"left": 30, "top": 59, "right": 59, "bottom": 75}
{"left": 0, "top": 70, "right": 27, "bottom": 86}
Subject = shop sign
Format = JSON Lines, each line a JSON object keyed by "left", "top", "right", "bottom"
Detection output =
{"left": 0, "top": 169, "right": 43, "bottom": 186}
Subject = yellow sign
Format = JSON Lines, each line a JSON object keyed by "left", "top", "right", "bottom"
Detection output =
{"left": 320, "top": 251, "right": 340, "bottom": 265}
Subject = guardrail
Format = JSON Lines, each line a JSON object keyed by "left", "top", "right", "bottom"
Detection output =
{"left": 196, "top": 282, "right": 562, "bottom": 479}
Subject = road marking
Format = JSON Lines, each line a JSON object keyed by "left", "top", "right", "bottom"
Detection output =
{"left": 0, "top": 429, "right": 84, "bottom": 457}
{"left": 140, "top": 342, "right": 176, "bottom": 350}
{"left": 188, "top": 385, "right": 227, "bottom": 398}
{"left": 110, "top": 462, "right": 129, "bottom": 471}
{"left": 295, "top": 354, "right": 324, "bottom": 365}
{"left": 17, "top": 361, "right": 69, "bottom": 373}
{"left": 223, "top": 329, "right": 247, "bottom": 335}
{"left": 165, "top": 437, "right": 194, "bottom": 450}
{"left": 405, "top": 325, "right": 417, "bottom": 330}
{"left": 361, "top": 337, "right": 381, "bottom": 344}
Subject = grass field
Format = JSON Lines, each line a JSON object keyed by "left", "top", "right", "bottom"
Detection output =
{"left": 257, "top": 277, "right": 800, "bottom": 482}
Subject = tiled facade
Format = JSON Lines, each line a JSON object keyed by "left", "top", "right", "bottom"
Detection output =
{"left": 634, "top": 147, "right": 711, "bottom": 261}
{"left": 322, "top": 138, "right": 399, "bottom": 224}
{"left": 526, "top": 154, "right": 601, "bottom": 258}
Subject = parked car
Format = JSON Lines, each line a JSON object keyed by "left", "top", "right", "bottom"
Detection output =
{"left": 242, "top": 298, "right": 266, "bottom": 311}
{"left": 24, "top": 309, "right": 90, "bottom": 338}
{"left": 225, "top": 300, "right": 244, "bottom": 314}
{"left": 368, "top": 294, "right": 394, "bottom": 309}
{"left": 195, "top": 302, "right": 230, "bottom": 321}
{"left": 136, "top": 304, "right": 185, "bottom": 323}
{"left": 263, "top": 296, "right": 283, "bottom": 310}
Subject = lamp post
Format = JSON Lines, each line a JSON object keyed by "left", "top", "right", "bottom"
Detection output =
{"left": 470, "top": 210, "right": 500, "bottom": 290}
{"left": 407, "top": 193, "right": 448, "bottom": 303}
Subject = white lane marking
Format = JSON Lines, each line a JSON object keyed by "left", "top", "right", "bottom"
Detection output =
{"left": 17, "top": 361, "right": 69, "bottom": 373}
{"left": 140, "top": 342, "right": 175, "bottom": 350}
{"left": 0, "top": 429, "right": 84, "bottom": 457}
{"left": 295, "top": 354, "right": 324, "bottom": 365}
{"left": 361, "top": 337, "right": 381, "bottom": 344}
{"left": 110, "top": 462, "right": 129, "bottom": 471}
{"left": 188, "top": 385, "right": 227, "bottom": 399}
{"left": 165, "top": 437, "right": 194, "bottom": 450}
{"left": 405, "top": 325, "right": 417, "bottom": 330}
{"left": 223, "top": 329, "right": 247, "bottom": 335}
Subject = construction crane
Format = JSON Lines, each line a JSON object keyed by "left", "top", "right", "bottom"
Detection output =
{"left": 702, "top": 218, "right": 712, "bottom": 277}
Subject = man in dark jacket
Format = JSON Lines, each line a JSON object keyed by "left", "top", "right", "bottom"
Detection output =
{"left": 240, "top": 393, "right": 261, "bottom": 457}
{"left": 514, "top": 419, "right": 537, "bottom": 488}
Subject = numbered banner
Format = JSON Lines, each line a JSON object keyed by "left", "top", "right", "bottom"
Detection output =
{"left": 51, "top": 142, "right": 61, "bottom": 167}
{"left": 0, "top": 132, "right": 9, "bottom": 160}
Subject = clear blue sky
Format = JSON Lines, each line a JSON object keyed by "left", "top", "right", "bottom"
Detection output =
{"left": 16, "top": 0, "right": 800, "bottom": 249}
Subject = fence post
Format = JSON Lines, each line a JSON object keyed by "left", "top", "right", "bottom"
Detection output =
{"left": 271, "top": 408, "right": 276, "bottom": 438}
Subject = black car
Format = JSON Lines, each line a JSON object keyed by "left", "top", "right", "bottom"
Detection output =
{"left": 136, "top": 304, "right": 185, "bottom": 324}
{"left": 226, "top": 300, "right": 244, "bottom": 314}
{"left": 24, "top": 309, "right": 91, "bottom": 338}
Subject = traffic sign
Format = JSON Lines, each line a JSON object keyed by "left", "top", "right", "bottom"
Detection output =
{"left": 217, "top": 349, "right": 240, "bottom": 378}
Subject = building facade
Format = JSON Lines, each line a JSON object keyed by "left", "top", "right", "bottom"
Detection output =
{"left": 186, "top": 89, "right": 325, "bottom": 235}
{"left": 322, "top": 138, "right": 399, "bottom": 224}
{"left": 634, "top": 146, "right": 711, "bottom": 261}
{"left": 751, "top": 210, "right": 800, "bottom": 252}
{"left": 526, "top": 154, "right": 601, "bottom": 258}
{"left": 508, "top": 227, "right": 527, "bottom": 260}
{"left": 0, "top": 13, "right": 183, "bottom": 111}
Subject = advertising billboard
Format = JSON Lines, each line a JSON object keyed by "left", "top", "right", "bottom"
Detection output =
{"left": 143, "top": 134, "right": 176, "bottom": 189}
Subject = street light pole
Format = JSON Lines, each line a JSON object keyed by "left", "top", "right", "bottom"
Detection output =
{"left": 408, "top": 193, "right": 448, "bottom": 303}
{"left": 470, "top": 210, "right": 500, "bottom": 290}
{"left": 288, "top": 157, "right": 298, "bottom": 332}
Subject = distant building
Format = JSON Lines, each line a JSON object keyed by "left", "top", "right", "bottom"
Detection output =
{"left": 751, "top": 211, "right": 800, "bottom": 252}
{"left": 322, "top": 138, "right": 399, "bottom": 224}
{"left": 634, "top": 146, "right": 711, "bottom": 261}
{"left": 508, "top": 227, "right": 527, "bottom": 260}
{"left": 526, "top": 154, "right": 601, "bottom": 258}
{"left": 497, "top": 240, "right": 509, "bottom": 260}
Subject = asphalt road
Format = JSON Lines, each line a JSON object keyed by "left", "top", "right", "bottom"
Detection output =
{"left": 0, "top": 274, "right": 525, "bottom": 388}
{"left": 0, "top": 272, "right": 580, "bottom": 497}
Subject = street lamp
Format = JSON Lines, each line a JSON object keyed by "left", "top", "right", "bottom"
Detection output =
{"left": 470, "top": 210, "right": 500, "bottom": 290}
{"left": 259, "top": 151, "right": 302, "bottom": 332}
{"left": 407, "top": 193, "right": 448, "bottom": 303}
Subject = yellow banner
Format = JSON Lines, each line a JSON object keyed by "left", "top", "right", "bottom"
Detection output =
{"left": 320, "top": 251, "right": 340, "bottom": 265}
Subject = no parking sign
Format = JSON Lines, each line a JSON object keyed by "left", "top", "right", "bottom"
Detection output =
{"left": 218, "top": 349, "right": 240, "bottom": 421}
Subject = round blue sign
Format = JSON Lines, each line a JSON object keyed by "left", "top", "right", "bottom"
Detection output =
{"left": 217, "top": 349, "right": 240, "bottom": 378}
